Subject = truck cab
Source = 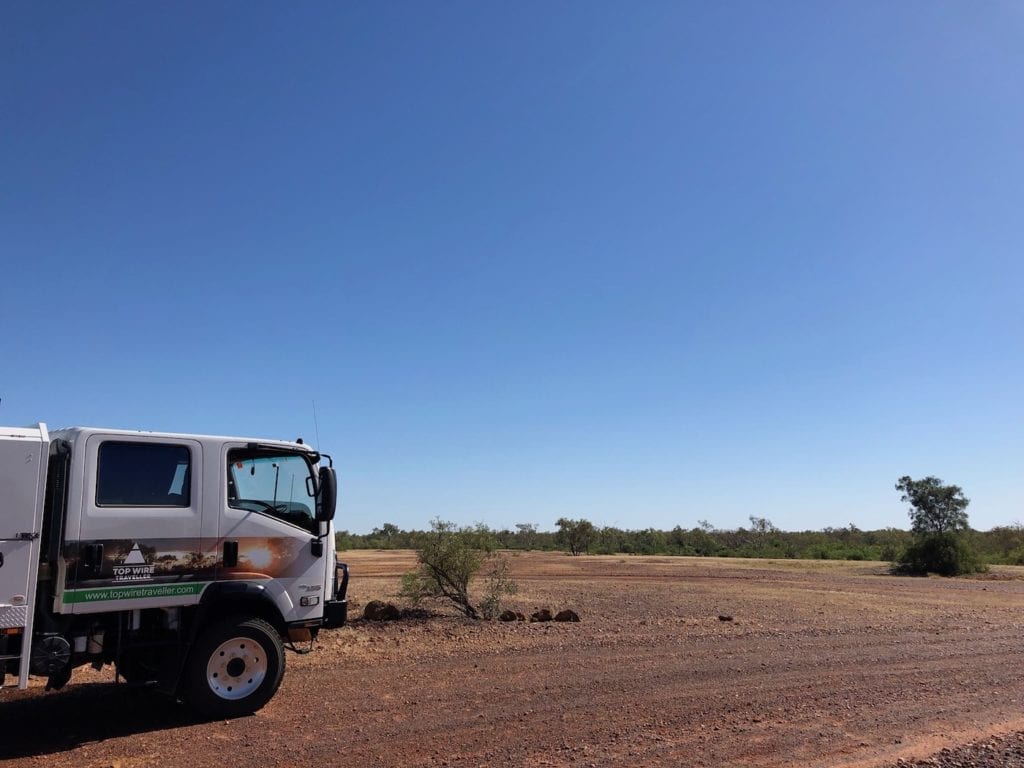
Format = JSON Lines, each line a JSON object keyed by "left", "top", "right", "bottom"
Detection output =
{"left": 0, "top": 424, "right": 348, "bottom": 717}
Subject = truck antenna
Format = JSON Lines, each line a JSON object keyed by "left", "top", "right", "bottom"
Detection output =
{"left": 312, "top": 399, "right": 322, "bottom": 450}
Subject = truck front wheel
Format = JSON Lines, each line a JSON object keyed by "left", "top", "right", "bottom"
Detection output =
{"left": 184, "top": 616, "right": 285, "bottom": 718}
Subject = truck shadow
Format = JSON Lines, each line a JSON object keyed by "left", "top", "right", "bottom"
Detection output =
{"left": 0, "top": 683, "right": 199, "bottom": 759}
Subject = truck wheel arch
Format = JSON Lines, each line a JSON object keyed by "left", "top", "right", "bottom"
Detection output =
{"left": 191, "top": 582, "right": 287, "bottom": 641}
{"left": 165, "top": 582, "right": 287, "bottom": 700}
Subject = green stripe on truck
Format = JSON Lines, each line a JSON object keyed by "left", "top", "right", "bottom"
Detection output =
{"left": 63, "top": 582, "right": 210, "bottom": 603}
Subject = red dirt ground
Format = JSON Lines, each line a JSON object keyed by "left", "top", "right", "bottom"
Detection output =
{"left": 2, "top": 552, "right": 1024, "bottom": 767}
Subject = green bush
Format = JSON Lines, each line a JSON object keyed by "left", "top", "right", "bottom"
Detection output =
{"left": 399, "top": 520, "right": 518, "bottom": 619}
{"left": 894, "top": 532, "right": 986, "bottom": 577}
{"left": 478, "top": 557, "right": 518, "bottom": 620}
{"left": 879, "top": 543, "right": 900, "bottom": 562}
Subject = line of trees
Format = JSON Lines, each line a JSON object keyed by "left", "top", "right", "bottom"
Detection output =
{"left": 337, "top": 518, "right": 1024, "bottom": 565}
{"left": 335, "top": 474, "right": 1015, "bottom": 574}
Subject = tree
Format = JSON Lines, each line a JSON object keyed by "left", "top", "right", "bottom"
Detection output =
{"left": 399, "top": 520, "right": 516, "bottom": 619}
{"left": 515, "top": 522, "right": 539, "bottom": 550}
{"left": 895, "top": 476, "right": 970, "bottom": 535}
{"left": 372, "top": 522, "right": 401, "bottom": 539}
{"left": 748, "top": 516, "right": 778, "bottom": 535}
{"left": 555, "top": 517, "right": 595, "bottom": 556}
{"left": 893, "top": 476, "right": 983, "bottom": 576}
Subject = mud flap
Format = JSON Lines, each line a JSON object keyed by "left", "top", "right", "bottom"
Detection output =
{"left": 322, "top": 560, "right": 349, "bottom": 628}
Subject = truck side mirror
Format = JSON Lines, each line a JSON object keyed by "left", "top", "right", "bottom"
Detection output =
{"left": 316, "top": 466, "right": 337, "bottom": 523}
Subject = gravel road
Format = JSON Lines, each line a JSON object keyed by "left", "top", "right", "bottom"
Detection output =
{"left": 2, "top": 552, "right": 1023, "bottom": 767}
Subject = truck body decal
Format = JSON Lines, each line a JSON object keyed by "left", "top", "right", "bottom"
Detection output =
{"left": 63, "top": 581, "right": 211, "bottom": 604}
{"left": 64, "top": 537, "right": 309, "bottom": 591}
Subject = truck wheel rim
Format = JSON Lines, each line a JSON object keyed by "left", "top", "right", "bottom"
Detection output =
{"left": 205, "top": 636, "right": 268, "bottom": 700}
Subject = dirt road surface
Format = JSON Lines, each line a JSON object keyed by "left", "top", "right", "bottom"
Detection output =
{"left": 2, "top": 552, "right": 1023, "bottom": 767}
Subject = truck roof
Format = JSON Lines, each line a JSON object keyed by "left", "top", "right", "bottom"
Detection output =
{"left": 1, "top": 424, "right": 49, "bottom": 440}
{"left": 49, "top": 426, "right": 315, "bottom": 454}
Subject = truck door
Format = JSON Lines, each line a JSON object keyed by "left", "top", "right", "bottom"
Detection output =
{"left": 63, "top": 435, "right": 205, "bottom": 612}
{"left": 0, "top": 426, "right": 48, "bottom": 688}
{"left": 218, "top": 446, "right": 328, "bottom": 624}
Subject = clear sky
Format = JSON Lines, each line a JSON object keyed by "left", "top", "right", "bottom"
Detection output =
{"left": 2, "top": 3, "right": 1022, "bottom": 534}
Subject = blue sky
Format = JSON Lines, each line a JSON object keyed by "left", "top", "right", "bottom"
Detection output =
{"left": 2, "top": 3, "right": 1022, "bottom": 533}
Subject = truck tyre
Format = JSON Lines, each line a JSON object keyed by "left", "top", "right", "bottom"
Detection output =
{"left": 183, "top": 616, "right": 285, "bottom": 719}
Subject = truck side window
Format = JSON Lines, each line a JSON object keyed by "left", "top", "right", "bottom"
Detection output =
{"left": 227, "top": 450, "right": 317, "bottom": 534}
{"left": 97, "top": 442, "right": 191, "bottom": 507}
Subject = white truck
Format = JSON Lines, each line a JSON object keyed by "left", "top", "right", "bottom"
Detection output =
{"left": 0, "top": 424, "right": 348, "bottom": 717}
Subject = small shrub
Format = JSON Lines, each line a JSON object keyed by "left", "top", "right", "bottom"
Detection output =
{"left": 400, "top": 519, "right": 518, "bottom": 620}
{"left": 479, "top": 557, "right": 518, "bottom": 620}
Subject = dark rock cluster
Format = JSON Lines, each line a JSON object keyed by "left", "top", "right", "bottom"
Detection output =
{"left": 495, "top": 607, "right": 581, "bottom": 622}
{"left": 362, "top": 600, "right": 402, "bottom": 621}
{"left": 890, "top": 732, "right": 1024, "bottom": 768}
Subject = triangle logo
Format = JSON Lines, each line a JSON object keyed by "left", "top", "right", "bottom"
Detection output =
{"left": 124, "top": 543, "right": 147, "bottom": 565}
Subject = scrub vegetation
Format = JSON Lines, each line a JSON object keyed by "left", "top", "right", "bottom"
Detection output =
{"left": 398, "top": 520, "right": 518, "bottom": 620}
{"left": 340, "top": 513, "right": 1024, "bottom": 571}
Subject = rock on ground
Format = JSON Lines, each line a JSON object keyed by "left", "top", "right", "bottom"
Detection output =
{"left": 889, "top": 732, "right": 1024, "bottom": 768}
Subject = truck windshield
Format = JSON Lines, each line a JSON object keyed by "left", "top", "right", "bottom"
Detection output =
{"left": 227, "top": 450, "right": 317, "bottom": 533}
